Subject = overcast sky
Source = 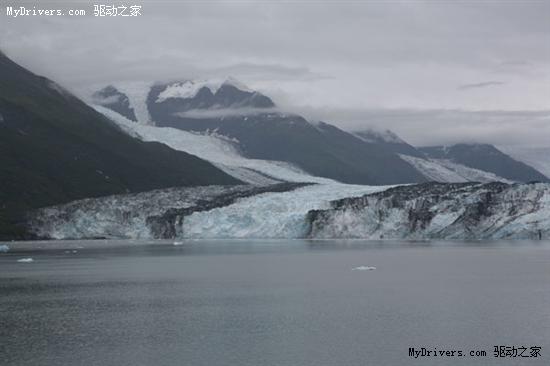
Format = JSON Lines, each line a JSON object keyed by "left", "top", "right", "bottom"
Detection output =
{"left": 1, "top": 0, "right": 549, "bottom": 146}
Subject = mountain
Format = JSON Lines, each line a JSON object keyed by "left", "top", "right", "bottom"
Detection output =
{"left": 150, "top": 79, "right": 275, "bottom": 112}
{"left": 352, "top": 130, "right": 549, "bottom": 183}
{"left": 96, "top": 80, "right": 428, "bottom": 185}
{"left": 351, "top": 128, "right": 519, "bottom": 183}
{"left": 353, "top": 128, "right": 423, "bottom": 157}
{"left": 307, "top": 182, "right": 550, "bottom": 240}
{"left": 419, "top": 144, "right": 549, "bottom": 183}
{"left": 0, "top": 52, "right": 241, "bottom": 239}
{"left": 93, "top": 81, "right": 550, "bottom": 186}
{"left": 498, "top": 146, "right": 550, "bottom": 178}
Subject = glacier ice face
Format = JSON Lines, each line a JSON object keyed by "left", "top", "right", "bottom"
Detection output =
{"left": 307, "top": 182, "right": 550, "bottom": 240}
{"left": 27, "top": 185, "right": 253, "bottom": 240}
{"left": 27, "top": 184, "right": 309, "bottom": 240}
{"left": 26, "top": 183, "right": 388, "bottom": 240}
{"left": 180, "top": 183, "right": 390, "bottom": 238}
{"left": 25, "top": 181, "right": 550, "bottom": 241}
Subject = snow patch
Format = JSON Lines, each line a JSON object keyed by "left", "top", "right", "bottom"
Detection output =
{"left": 400, "top": 154, "right": 512, "bottom": 183}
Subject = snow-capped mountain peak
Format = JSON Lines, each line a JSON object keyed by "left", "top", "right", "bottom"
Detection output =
{"left": 155, "top": 77, "right": 254, "bottom": 103}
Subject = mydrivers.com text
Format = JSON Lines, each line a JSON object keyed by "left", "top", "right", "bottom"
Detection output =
{"left": 5, "top": 4, "right": 142, "bottom": 18}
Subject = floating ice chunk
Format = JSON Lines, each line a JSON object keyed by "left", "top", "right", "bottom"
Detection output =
{"left": 173, "top": 241, "right": 184, "bottom": 246}
{"left": 0, "top": 244, "right": 9, "bottom": 253}
{"left": 17, "top": 258, "right": 34, "bottom": 263}
{"left": 352, "top": 266, "right": 376, "bottom": 271}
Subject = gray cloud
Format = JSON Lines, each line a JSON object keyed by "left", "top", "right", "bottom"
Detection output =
{"left": 174, "top": 107, "right": 279, "bottom": 119}
{"left": 210, "top": 63, "right": 328, "bottom": 82}
{"left": 292, "top": 106, "right": 550, "bottom": 148}
{"left": 1, "top": 0, "right": 549, "bottom": 148}
{"left": 457, "top": 81, "right": 506, "bottom": 90}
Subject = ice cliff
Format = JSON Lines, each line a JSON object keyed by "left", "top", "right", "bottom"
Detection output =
{"left": 307, "top": 182, "right": 550, "bottom": 240}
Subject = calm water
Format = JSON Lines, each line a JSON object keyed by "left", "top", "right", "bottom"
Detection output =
{"left": 1, "top": 240, "right": 549, "bottom": 366}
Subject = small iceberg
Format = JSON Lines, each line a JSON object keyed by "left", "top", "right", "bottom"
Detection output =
{"left": 173, "top": 241, "right": 184, "bottom": 246}
{"left": 17, "top": 258, "right": 34, "bottom": 263}
{"left": 0, "top": 244, "right": 9, "bottom": 253}
{"left": 352, "top": 266, "right": 376, "bottom": 271}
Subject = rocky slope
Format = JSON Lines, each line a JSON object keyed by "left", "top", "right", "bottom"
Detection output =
{"left": 307, "top": 182, "right": 550, "bottom": 240}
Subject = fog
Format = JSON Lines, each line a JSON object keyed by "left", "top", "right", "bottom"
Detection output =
{"left": 1, "top": 0, "right": 548, "bottom": 146}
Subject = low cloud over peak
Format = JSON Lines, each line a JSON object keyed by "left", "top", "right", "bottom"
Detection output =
{"left": 1, "top": 0, "right": 548, "bottom": 148}
{"left": 457, "top": 81, "right": 506, "bottom": 90}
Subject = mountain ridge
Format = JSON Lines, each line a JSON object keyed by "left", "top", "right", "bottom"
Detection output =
{"left": 95, "top": 80, "right": 429, "bottom": 185}
{"left": 419, "top": 143, "right": 549, "bottom": 183}
{"left": 92, "top": 80, "right": 549, "bottom": 185}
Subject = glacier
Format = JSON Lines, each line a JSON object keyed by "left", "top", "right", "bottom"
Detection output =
{"left": 307, "top": 182, "right": 550, "bottom": 240}
{"left": 107, "top": 81, "right": 154, "bottom": 125}
{"left": 180, "top": 183, "right": 390, "bottom": 238}
{"left": 27, "top": 183, "right": 308, "bottom": 240}
{"left": 96, "top": 105, "right": 334, "bottom": 185}
{"left": 25, "top": 181, "right": 550, "bottom": 241}
{"left": 400, "top": 154, "right": 512, "bottom": 183}
{"left": 26, "top": 183, "right": 388, "bottom": 240}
